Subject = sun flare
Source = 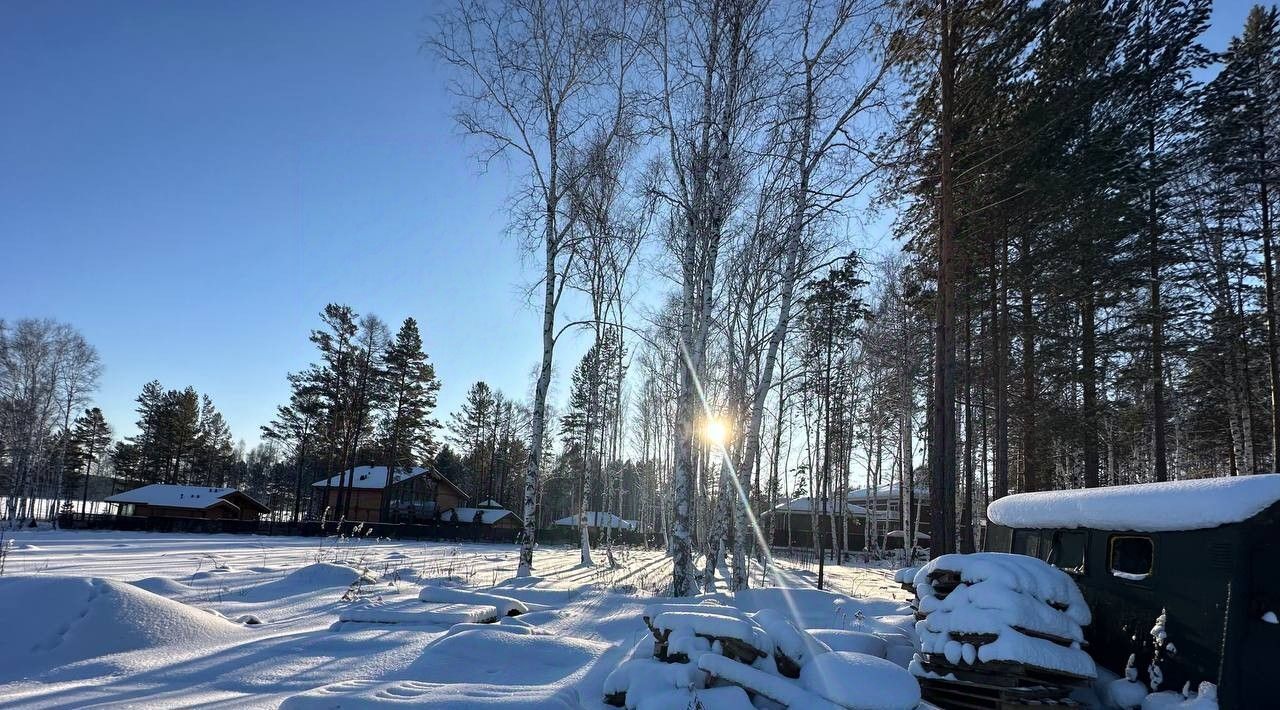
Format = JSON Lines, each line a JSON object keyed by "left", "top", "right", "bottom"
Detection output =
{"left": 702, "top": 416, "right": 730, "bottom": 447}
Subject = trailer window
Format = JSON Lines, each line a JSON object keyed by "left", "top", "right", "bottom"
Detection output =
{"left": 1012, "top": 530, "right": 1047, "bottom": 560}
{"left": 1049, "top": 531, "right": 1086, "bottom": 574}
{"left": 1110, "top": 536, "right": 1153, "bottom": 580}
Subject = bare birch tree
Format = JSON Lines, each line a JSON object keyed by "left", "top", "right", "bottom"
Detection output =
{"left": 432, "top": 0, "right": 618, "bottom": 577}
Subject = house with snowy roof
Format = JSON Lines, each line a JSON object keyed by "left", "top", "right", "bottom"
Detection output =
{"left": 105, "top": 484, "right": 271, "bottom": 521}
{"left": 440, "top": 505, "right": 523, "bottom": 535}
{"left": 762, "top": 497, "right": 867, "bottom": 550}
{"left": 985, "top": 474, "right": 1280, "bottom": 709}
{"left": 310, "top": 465, "right": 467, "bottom": 524}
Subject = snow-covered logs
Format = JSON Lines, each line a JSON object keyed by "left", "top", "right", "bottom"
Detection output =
{"left": 605, "top": 599, "right": 921, "bottom": 709}
{"left": 908, "top": 553, "right": 1096, "bottom": 706}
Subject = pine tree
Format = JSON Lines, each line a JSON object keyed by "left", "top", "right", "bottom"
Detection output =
{"left": 262, "top": 388, "right": 323, "bottom": 521}
{"left": 70, "top": 408, "right": 111, "bottom": 517}
{"left": 449, "top": 382, "right": 498, "bottom": 497}
{"left": 800, "top": 259, "right": 868, "bottom": 587}
{"left": 1121, "top": 0, "right": 1211, "bottom": 481}
{"left": 1202, "top": 5, "right": 1280, "bottom": 470}
{"left": 378, "top": 317, "right": 442, "bottom": 520}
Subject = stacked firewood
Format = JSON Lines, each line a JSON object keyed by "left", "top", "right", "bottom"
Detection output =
{"left": 908, "top": 553, "right": 1097, "bottom": 709}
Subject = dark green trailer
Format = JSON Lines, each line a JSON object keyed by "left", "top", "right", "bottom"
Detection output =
{"left": 983, "top": 475, "right": 1280, "bottom": 709}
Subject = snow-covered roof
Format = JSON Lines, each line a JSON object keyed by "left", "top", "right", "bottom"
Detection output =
{"left": 477, "top": 498, "right": 503, "bottom": 508}
{"left": 885, "top": 530, "right": 930, "bottom": 540}
{"left": 986, "top": 474, "right": 1280, "bottom": 532}
{"left": 105, "top": 484, "right": 269, "bottom": 513}
{"left": 552, "top": 512, "right": 638, "bottom": 530}
{"left": 769, "top": 497, "right": 868, "bottom": 516}
{"left": 846, "top": 484, "right": 930, "bottom": 502}
{"left": 442, "top": 507, "right": 520, "bottom": 525}
{"left": 311, "top": 466, "right": 466, "bottom": 498}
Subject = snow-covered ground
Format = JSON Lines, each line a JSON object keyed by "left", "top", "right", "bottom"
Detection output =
{"left": 0, "top": 530, "right": 917, "bottom": 708}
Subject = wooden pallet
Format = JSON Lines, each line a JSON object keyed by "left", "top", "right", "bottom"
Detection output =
{"left": 917, "top": 655, "right": 1091, "bottom": 690}
{"left": 919, "top": 677, "right": 1080, "bottom": 710}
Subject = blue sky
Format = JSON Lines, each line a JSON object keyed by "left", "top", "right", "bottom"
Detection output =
{"left": 0, "top": 0, "right": 582, "bottom": 445}
{"left": 0, "top": 0, "right": 1258, "bottom": 447}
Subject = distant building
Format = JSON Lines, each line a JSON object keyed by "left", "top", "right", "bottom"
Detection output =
{"left": 105, "top": 484, "right": 271, "bottom": 521}
{"left": 311, "top": 466, "right": 467, "bottom": 523}
{"left": 763, "top": 497, "right": 867, "bottom": 549}
{"left": 846, "top": 482, "right": 932, "bottom": 541}
{"left": 441, "top": 505, "right": 523, "bottom": 535}
{"left": 552, "top": 512, "right": 638, "bottom": 531}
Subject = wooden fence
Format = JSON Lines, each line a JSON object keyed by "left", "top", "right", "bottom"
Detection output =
{"left": 58, "top": 513, "right": 659, "bottom": 547}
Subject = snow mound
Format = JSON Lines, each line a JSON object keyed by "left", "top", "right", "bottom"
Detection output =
{"left": 131, "top": 576, "right": 195, "bottom": 598}
{"left": 893, "top": 566, "right": 921, "bottom": 585}
{"left": 603, "top": 658, "right": 706, "bottom": 708}
{"left": 439, "top": 621, "right": 534, "bottom": 640}
{"left": 1139, "top": 682, "right": 1218, "bottom": 709}
{"left": 800, "top": 651, "right": 922, "bottom": 710}
{"left": 807, "top": 629, "right": 889, "bottom": 658}
{"left": 285, "top": 562, "right": 378, "bottom": 587}
{"left": 409, "top": 627, "right": 605, "bottom": 686}
{"left": 986, "top": 474, "right": 1280, "bottom": 532}
{"left": 418, "top": 585, "right": 528, "bottom": 616}
{"left": 241, "top": 562, "right": 377, "bottom": 600}
{"left": 281, "top": 679, "right": 581, "bottom": 709}
{"left": 1106, "top": 677, "right": 1151, "bottom": 709}
{"left": 489, "top": 576, "right": 577, "bottom": 606}
{"left": 337, "top": 598, "right": 497, "bottom": 627}
{"left": 0, "top": 575, "right": 242, "bottom": 681}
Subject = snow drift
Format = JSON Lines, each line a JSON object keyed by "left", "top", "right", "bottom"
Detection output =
{"left": 0, "top": 575, "right": 242, "bottom": 682}
{"left": 240, "top": 562, "right": 378, "bottom": 601}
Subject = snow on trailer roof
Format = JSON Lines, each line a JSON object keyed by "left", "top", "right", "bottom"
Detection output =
{"left": 986, "top": 474, "right": 1280, "bottom": 532}
{"left": 105, "top": 484, "right": 250, "bottom": 510}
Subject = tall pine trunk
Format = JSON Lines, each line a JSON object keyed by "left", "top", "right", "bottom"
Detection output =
{"left": 929, "top": 0, "right": 959, "bottom": 557}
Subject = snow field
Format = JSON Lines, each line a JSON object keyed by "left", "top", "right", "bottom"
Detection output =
{"left": 0, "top": 530, "right": 920, "bottom": 708}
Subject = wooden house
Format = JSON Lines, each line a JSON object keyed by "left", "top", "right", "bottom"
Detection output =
{"left": 846, "top": 482, "right": 932, "bottom": 541}
{"left": 441, "top": 505, "right": 523, "bottom": 534}
{"left": 762, "top": 497, "right": 867, "bottom": 549}
{"left": 105, "top": 484, "right": 271, "bottom": 521}
{"left": 985, "top": 474, "right": 1280, "bottom": 709}
{"left": 311, "top": 465, "right": 467, "bottom": 523}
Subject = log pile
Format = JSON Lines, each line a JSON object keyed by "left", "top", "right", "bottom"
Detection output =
{"left": 907, "top": 553, "right": 1096, "bottom": 710}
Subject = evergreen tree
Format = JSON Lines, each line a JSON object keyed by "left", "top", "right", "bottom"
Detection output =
{"left": 377, "top": 317, "right": 442, "bottom": 519}
{"left": 70, "top": 407, "right": 111, "bottom": 517}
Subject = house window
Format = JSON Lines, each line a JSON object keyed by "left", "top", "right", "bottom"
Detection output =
{"left": 1110, "top": 535, "right": 1154, "bottom": 580}
{"left": 1048, "top": 531, "right": 1086, "bottom": 574}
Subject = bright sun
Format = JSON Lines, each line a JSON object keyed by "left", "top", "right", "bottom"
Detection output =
{"left": 702, "top": 417, "right": 730, "bottom": 447}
